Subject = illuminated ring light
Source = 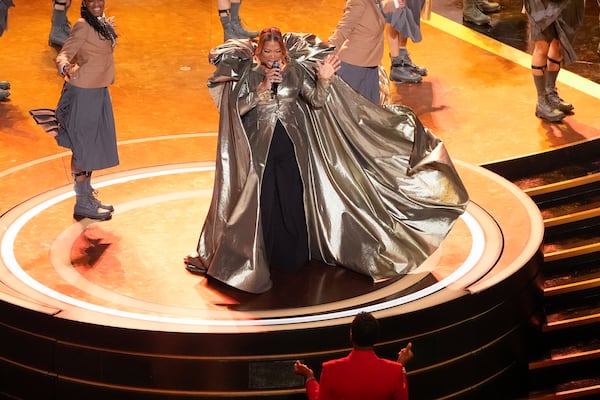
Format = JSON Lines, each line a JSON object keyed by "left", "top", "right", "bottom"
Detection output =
{"left": 1, "top": 164, "right": 487, "bottom": 327}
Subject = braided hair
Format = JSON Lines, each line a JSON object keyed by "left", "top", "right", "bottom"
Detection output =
{"left": 80, "top": 1, "right": 117, "bottom": 47}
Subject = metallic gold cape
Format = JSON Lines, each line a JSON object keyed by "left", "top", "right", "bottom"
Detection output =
{"left": 195, "top": 34, "right": 469, "bottom": 293}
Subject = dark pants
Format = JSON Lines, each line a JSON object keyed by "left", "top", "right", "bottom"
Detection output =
{"left": 260, "top": 121, "right": 309, "bottom": 271}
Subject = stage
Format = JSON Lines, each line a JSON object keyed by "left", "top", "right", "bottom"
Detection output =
{"left": 1, "top": 0, "right": 599, "bottom": 399}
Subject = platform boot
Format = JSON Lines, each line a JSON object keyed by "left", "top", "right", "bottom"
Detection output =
{"left": 73, "top": 172, "right": 112, "bottom": 221}
{"left": 475, "top": 0, "right": 501, "bottom": 13}
{"left": 545, "top": 57, "right": 574, "bottom": 113}
{"left": 463, "top": 0, "right": 491, "bottom": 25}
{"left": 532, "top": 65, "right": 565, "bottom": 123}
{"left": 230, "top": 1, "right": 258, "bottom": 39}
{"left": 390, "top": 55, "right": 422, "bottom": 83}
{"left": 49, "top": 0, "right": 71, "bottom": 48}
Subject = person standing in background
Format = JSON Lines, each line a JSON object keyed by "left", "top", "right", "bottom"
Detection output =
{"left": 524, "top": 0, "right": 585, "bottom": 122}
{"left": 327, "top": 0, "right": 387, "bottom": 104}
{"left": 384, "top": 0, "right": 427, "bottom": 84}
{"left": 217, "top": 0, "right": 258, "bottom": 41}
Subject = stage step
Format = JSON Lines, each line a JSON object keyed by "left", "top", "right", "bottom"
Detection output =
{"left": 523, "top": 378, "right": 600, "bottom": 400}
{"left": 483, "top": 137, "right": 600, "bottom": 400}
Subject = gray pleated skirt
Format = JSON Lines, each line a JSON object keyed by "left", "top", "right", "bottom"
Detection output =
{"left": 55, "top": 82, "right": 119, "bottom": 171}
{"left": 337, "top": 61, "right": 380, "bottom": 104}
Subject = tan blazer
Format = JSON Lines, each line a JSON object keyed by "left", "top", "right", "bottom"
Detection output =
{"left": 56, "top": 18, "right": 115, "bottom": 88}
{"left": 328, "top": 0, "right": 387, "bottom": 67}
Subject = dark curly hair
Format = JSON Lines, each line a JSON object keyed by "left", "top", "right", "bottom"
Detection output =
{"left": 351, "top": 312, "right": 380, "bottom": 347}
{"left": 80, "top": 1, "right": 117, "bottom": 46}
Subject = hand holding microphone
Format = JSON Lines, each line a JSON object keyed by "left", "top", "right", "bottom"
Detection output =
{"left": 271, "top": 60, "right": 280, "bottom": 94}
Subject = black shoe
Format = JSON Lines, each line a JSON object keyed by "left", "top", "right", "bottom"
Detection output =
{"left": 73, "top": 211, "right": 113, "bottom": 221}
{"left": 0, "top": 81, "right": 10, "bottom": 90}
{"left": 184, "top": 255, "right": 208, "bottom": 275}
{"left": 390, "top": 66, "right": 422, "bottom": 83}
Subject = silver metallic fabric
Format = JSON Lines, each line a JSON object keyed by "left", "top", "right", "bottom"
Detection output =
{"left": 195, "top": 34, "right": 469, "bottom": 294}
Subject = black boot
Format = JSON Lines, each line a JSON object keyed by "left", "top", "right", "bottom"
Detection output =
{"left": 49, "top": 0, "right": 71, "bottom": 48}
{"left": 390, "top": 55, "right": 422, "bottom": 83}
{"left": 73, "top": 176, "right": 112, "bottom": 221}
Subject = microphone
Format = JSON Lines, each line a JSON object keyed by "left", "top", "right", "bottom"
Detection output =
{"left": 271, "top": 61, "right": 280, "bottom": 94}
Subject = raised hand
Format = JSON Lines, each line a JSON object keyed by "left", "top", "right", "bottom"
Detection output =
{"left": 316, "top": 54, "right": 341, "bottom": 80}
{"left": 397, "top": 342, "right": 414, "bottom": 366}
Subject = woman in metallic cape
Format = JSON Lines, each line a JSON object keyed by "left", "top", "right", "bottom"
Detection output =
{"left": 185, "top": 29, "right": 469, "bottom": 294}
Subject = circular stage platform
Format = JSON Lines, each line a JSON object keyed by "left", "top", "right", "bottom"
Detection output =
{"left": 0, "top": 148, "right": 544, "bottom": 399}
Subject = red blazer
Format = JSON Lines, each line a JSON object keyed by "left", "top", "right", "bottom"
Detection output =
{"left": 306, "top": 349, "right": 408, "bottom": 400}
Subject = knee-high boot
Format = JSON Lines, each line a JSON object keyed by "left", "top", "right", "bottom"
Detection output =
{"left": 73, "top": 172, "right": 112, "bottom": 221}
{"left": 49, "top": 0, "right": 71, "bottom": 48}
{"left": 532, "top": 66, "right": 564, "bottom": 122}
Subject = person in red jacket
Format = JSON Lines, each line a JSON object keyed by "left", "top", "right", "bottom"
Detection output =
{"left": 294, "top": 312, "right": 414, "bottom": 400}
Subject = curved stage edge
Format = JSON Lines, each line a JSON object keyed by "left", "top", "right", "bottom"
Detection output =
{"left": 0, "top": 160, "right": 544, "bottom": 400}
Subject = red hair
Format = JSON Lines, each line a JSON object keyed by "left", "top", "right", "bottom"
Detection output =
{"left": 255, "top": 27, "right": 287, "bottom": 60}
